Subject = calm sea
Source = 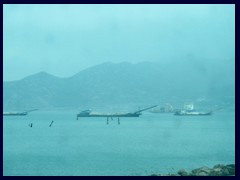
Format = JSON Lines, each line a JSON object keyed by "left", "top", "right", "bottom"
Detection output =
{"left": 3, "top": 111, "right": 235, "bottom": 176}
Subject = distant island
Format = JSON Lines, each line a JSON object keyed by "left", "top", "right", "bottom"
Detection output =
{"left": 3, "top": 61, "right": 234, "bottom": 111}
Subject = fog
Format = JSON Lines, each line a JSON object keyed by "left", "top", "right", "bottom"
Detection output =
{"left": 3, "top": 5, "right": 235, "bottom": 176}
{"left": 4, "top": 4, "right": 234, "bottom": 81}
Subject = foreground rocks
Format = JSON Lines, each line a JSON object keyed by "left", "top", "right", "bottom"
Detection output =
{"left": 150, "top": 164, "right": 235, "bottom": 176}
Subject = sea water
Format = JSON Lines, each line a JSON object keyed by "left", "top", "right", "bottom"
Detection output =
{"left": 3, "top": 111, "right": 235, "bottom": 176}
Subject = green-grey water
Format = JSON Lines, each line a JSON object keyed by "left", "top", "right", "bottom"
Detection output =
{"left": 3, "top": 111, "right": 235, "bottom": 176}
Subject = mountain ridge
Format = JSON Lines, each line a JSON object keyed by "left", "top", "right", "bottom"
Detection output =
{"left": 3, "top": 61, "right": 234, "bottom": 111}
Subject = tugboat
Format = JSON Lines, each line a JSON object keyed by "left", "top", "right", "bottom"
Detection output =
{"left": 174, "top": 103, "right": 212, "bottom": 116}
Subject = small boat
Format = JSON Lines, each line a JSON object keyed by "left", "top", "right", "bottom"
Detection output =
{"left": 3, "top": 109, "right": 38, "bottom": 116}
{"left": 3, "top": 112, "right": 28, "bottom": 116}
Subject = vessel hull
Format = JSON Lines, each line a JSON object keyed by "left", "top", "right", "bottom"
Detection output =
{"left": 174, "top": 112, "right": 212, "bottom": 116}
{"left": 3, "top": 113, "right": 27, "bottom": 116}
{"left": 77, "top": 114, "right": 140, "bottom": 117}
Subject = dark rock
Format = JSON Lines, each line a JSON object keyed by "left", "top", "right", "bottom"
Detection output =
{"left": 226, "top": 164, "right": 235, "bottom": 169}
{"left": 197, "top": 172, "right": 208, "bottom": 176}
{"left": 178, "top": 169, "right": 188, "bottom": 176}
{"left": 167, "top": 174, "right": 179, "bottom": 176}
{"left": 213, "top": 164, "right": 225, "bottom": 169}
{"left": 192, "top": 166, "right": 212, "bottom": 176}
{"left": 210, "top": 164, "right": 235, "bottom": 176}
{"left": 226, "top": 164, "right": 235, "bottom": 175}
{"left": 150, "top": 174, "right": 159, "bottom": 176}
{"left": 209, "top": 168, "right": 224, "bottom": 176}
{"left": 148, "top": 164, "right": 235, "bottom": 176}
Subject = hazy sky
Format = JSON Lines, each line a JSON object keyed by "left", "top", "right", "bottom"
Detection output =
{"left": 3, "top": 4, "right": 235, "bottom": 81}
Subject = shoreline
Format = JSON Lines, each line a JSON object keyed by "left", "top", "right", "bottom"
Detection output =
{"left": 150, "top": 164, "right": 235, "bottom": 176}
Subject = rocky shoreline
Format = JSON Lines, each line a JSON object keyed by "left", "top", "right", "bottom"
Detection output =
{"left": 150, "top": 164, "right": 235, "bottom": 176}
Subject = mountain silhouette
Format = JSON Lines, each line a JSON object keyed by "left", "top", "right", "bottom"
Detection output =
{"left": 3, "top": 61, "right": 234, "bottom": 110}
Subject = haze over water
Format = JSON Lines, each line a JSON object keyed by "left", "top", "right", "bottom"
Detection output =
{"left": 4, "top": 4, "right": 234, "bottom": 81}
{"left": 3, "top": 4, "right": 235, "bottom": 176}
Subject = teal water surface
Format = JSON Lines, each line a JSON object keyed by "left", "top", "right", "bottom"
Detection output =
{"left": 3, "top": 111, "right": 235, "bottom": 176}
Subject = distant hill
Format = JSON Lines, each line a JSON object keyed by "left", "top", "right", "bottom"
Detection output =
{"left": 3, "top": 61, "right": 234, "bottom": 111}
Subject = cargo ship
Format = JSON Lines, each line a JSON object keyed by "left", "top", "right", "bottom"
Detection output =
{"left": 174, "top": 110, "right": 212, "bottom": 116}
{"left": 77, "top": 105, "right": 157, "bottom": 120}
{"left": 174, "top": 103, "right": 212, "bottom": 116}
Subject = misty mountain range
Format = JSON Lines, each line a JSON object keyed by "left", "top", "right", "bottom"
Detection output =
{"left": 3, "top": 61, "right": 234, "bottom": 111}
